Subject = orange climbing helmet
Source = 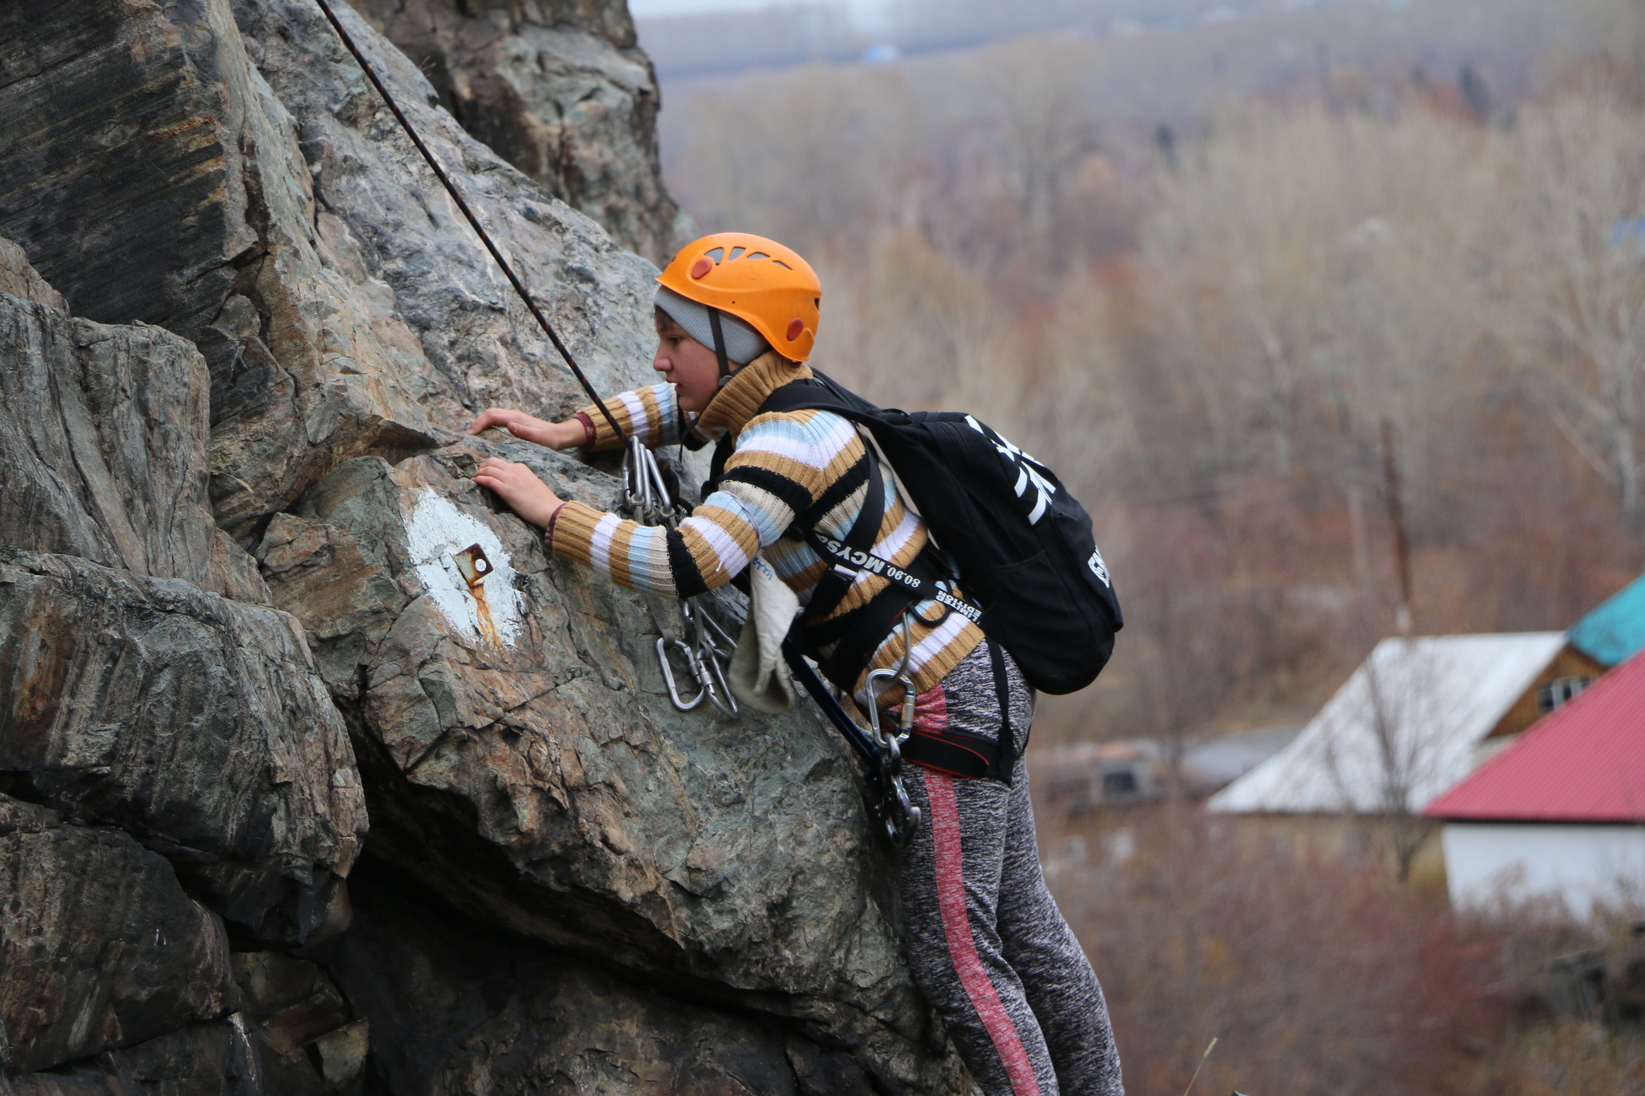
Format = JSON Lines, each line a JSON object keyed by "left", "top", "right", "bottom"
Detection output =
{"left": 656, "top": 233, "right": 822, "bottom": 362}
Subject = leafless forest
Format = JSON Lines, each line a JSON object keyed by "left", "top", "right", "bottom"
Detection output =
{"left": 664, "top": 0, "right": 1645, "bottom": 746}
{"left": 659, "top": 0, "right": 1645, "bottom": 1089}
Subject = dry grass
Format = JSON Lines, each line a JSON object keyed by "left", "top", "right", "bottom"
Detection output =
{"left": 1034, "top": 801, "right": 1645, "bottom": 1096}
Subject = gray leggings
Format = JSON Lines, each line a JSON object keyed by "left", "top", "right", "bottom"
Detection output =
{"left": 894, "top": 645, "right": 1124, "bottom": 1096}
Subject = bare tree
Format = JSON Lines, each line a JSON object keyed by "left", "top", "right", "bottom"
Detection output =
{"left": 969, "top": 36, "right": 1104, "bottom": 263}
{"left": 1313, "top": 638, "right": 1452, "bottom": 881}
{"left": 1511, "top": 83, "right": 1645, "bottom": 534}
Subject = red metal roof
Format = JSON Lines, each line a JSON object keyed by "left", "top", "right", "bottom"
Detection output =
{"left": 1425, "top": 649, "right": 1645, "bottom": 822}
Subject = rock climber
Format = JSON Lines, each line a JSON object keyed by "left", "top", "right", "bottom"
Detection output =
{"left": 467, "top": 232, "right": 1124, "bottom": 1096}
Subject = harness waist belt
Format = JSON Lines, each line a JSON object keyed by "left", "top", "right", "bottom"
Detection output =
{"left": 901, "top": 727, "right": 1007, "bottom": 781}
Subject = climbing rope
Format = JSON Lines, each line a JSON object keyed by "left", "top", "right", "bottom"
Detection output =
{"left": 311, "top": 0, "right": 626, "bottom": 442}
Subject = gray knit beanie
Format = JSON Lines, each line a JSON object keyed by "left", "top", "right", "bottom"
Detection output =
{"left": 654, "top": 284, "right": 770, "bottom": 366}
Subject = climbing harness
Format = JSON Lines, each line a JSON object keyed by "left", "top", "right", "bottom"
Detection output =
{"left": 618, "top": 436, "right": 741, "bottom": 717}
{"left": 311, "top": 0, "right": 625, "bottom": 443}
{"left": 781, "top": 616, "right": 922, "bottom": 848}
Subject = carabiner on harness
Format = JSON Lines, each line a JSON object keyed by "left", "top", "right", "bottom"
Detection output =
{"left": 620, "top": 437, "right": 742, "bottom": 718}
{"left": 782, "top": 634, "right": 921, "bottom": 847}
{"left": 863, "top": 614, "right": 917, "bottom": 746}
{"left": 857, "top": 614, "right": 922, "bottom": 847}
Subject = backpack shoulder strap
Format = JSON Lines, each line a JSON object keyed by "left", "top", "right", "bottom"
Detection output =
{"left": 805, "top": 451, "right": 885, "bottom": 623}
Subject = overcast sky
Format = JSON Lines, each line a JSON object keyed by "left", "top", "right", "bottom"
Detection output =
{"left": 629, "top": 0, "right": 891, "bottom": 24}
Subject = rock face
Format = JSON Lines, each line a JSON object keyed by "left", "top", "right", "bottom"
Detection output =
{"left": 0, "top": 1, "right": 973, "bottom": 1092}
{"left": 350, "top": 0, "right": 689, "bottom": 264}
{"left": 0, "top": 798, "right": 236, "bottom": 1074}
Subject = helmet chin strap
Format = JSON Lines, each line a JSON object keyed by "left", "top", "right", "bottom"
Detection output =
{"left": 708, "top": 307, "right": 735, "bottom": 388}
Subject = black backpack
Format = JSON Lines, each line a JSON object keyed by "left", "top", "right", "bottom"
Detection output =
{"left": 739, "top": 372, "right": 1123, "bottom": 696}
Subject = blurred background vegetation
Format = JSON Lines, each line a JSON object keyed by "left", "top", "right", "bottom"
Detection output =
{"left": 649, "top": 0, "right": 1645, "bottom": 748}
{"left": 638, "top": 0, "right": 1645, "bottom": 1090}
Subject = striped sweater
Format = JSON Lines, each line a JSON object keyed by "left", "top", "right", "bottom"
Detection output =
{"left": 550, "top": 353, "right": 984, "bottom": 704}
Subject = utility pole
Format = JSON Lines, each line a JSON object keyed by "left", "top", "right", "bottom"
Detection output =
{"left": 1380, "top": 418, "right": 1413, "bottom": 635}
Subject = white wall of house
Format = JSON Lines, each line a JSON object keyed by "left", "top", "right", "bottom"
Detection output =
{"left": 1443, "top": 823, "right": 1645, "bottom": 917}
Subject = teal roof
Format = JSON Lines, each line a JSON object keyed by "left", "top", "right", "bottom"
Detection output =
{"left": 1569, "top": 573, "right": 1645, "bottom": 667}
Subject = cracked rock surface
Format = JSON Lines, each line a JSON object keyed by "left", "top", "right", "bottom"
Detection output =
{"left": 0, "top": 1, "right": 974, "bottom": 1092}
{"left": 350, "top": 0, "right": 690, "bottom": 264}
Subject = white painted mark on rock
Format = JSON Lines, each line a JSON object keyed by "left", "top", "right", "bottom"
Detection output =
{"left": 403, "top": 489, "right": 524, "bottom": 646}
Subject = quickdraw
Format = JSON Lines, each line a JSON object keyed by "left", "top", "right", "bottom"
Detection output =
{"left": 859, "top": 615, "right": 922, "bottom": 847}
{"left": 618, "top": 437, "right": 741, "bottom": 718}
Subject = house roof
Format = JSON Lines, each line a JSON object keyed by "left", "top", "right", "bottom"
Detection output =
{"left": 1425, "top": 649, "right": 1645, "bottom": 823}
{"left": 1569, "top": 573, "right": 1645, "bottom": 668}
{"left": 1207, "top": 633, "right": 1568, "bottom": 815}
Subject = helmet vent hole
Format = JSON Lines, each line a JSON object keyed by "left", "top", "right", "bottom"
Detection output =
{"left": 786, "top": 317, "right": 804, "bottom": 341}
{"left": 705, "top": 247, "right": 726, "bottom": 263}
{"left": 747, "top": 251, "right": 769, "bottom": 261}
{"left": 772, "top": 259, "right": 792, "bottom": 270}
{"left": 728, "top": 246, "right": 746, "bottom": 260}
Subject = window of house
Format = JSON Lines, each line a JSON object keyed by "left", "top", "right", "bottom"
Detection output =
{"left": 1102, "top": 769, "right": 1138, "bottom": 798}
{"left": 1536, "top": 676, "right": 1594, "bottom": 715}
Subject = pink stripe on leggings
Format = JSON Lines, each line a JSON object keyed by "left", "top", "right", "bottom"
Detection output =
{"left": 926, "top": 771, "right": 1042, "bottom": 1096}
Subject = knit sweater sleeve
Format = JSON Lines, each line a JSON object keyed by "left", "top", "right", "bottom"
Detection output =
{"left": 574, "top": 382, "right": 684, "bottom": 450}
{"left": 549, "top": 412, "right": 831, "bottom": 597}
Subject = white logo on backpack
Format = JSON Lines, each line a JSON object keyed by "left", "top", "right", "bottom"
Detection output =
{"left": 1087, "top": 547, "right": 1110, "bottom": 586}
{"left": 964, "top": 415, "right": 1056, "bottom": 525}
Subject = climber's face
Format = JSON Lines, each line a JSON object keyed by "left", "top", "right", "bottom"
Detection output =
{"left": 653, "top": 309, "right": 724, "bottom": 415}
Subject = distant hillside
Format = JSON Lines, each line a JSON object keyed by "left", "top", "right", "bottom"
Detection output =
{"left": 650, "top": 0, "right": 1585, "bottom": 149}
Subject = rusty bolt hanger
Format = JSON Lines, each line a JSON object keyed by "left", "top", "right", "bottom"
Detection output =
{"left": 453, "top": 544, "right": 493, "bottom": 588}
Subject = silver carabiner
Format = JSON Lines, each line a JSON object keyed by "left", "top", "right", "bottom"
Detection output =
{"left": 623, "top": 436, "right": 681, "bottom": 526}
{"left": 694, "top": 601, "right": 740, "bottom": 660}
{"left": 685, "top": 600, "right": 740, "bottom": 717}
{"left": 622, "top": 438, "right": 747, "bottom": 720}
{"left": 657, "top": 635, "right": 708, "bottom": 711}
{"left": 701, "top": 652, "right": 740, "bottom": 717}
{"left": 863, "top": 614, "right": 918, "bottom": 745}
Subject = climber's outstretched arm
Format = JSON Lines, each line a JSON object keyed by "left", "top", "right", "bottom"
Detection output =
{"left": 466, "top": 408, "right": 585, "bottom": 449}
{"left": 467, "top": 382, "right": 685, "bottom": 454}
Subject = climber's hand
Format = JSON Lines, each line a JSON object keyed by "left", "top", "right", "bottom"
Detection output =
{"left": 467, "top": 408, "right": 584, "bottom": 449}
{"left": 473, "top": 458, "right": 563, "bottom": 528}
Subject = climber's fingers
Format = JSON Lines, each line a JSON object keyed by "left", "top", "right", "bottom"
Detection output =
{"left": 468, "top": 407, "right": 553, "bottom": 445}
{"left": 473, "top": 458, "right": 563, "bottom": 528}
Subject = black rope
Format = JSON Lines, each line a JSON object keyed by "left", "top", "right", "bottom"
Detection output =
{"left": 311, "top": 0, "right": 626, "bottom": 442}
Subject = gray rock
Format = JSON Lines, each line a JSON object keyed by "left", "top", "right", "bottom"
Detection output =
{"left": 0, "top": 262, "right": 263, "bottom": 602}
{"left": 3, "top": 1018, "right": 264, "bottom": 1096}
{"left": 328, "top": 873, "right": 877, "bottom": 1095}
{"left": 0, "top": 550, "right": 366, "bottom": 947}
{"left": 0, "top": 0, "right": 446, "bottom": 544}
{"left": 229, "top": 951, "right": 350, "bottom": 1095}
{"left": 0, "top": 797, "right": 235, "bottom": 1074}
{"left": 0, "top": 1, "right": 975, "bottom": 1090}
{"left": 227, "top": 0, "right": 661, "bottom": 421}
{"left": 351, "top": 0, "right": 688, "bottom": 263}
{"left": 257, "top": 443, "right": 966, "bottom": 1091}
{"left": 0, "top": 240, "right": 66, "bottom": 313}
